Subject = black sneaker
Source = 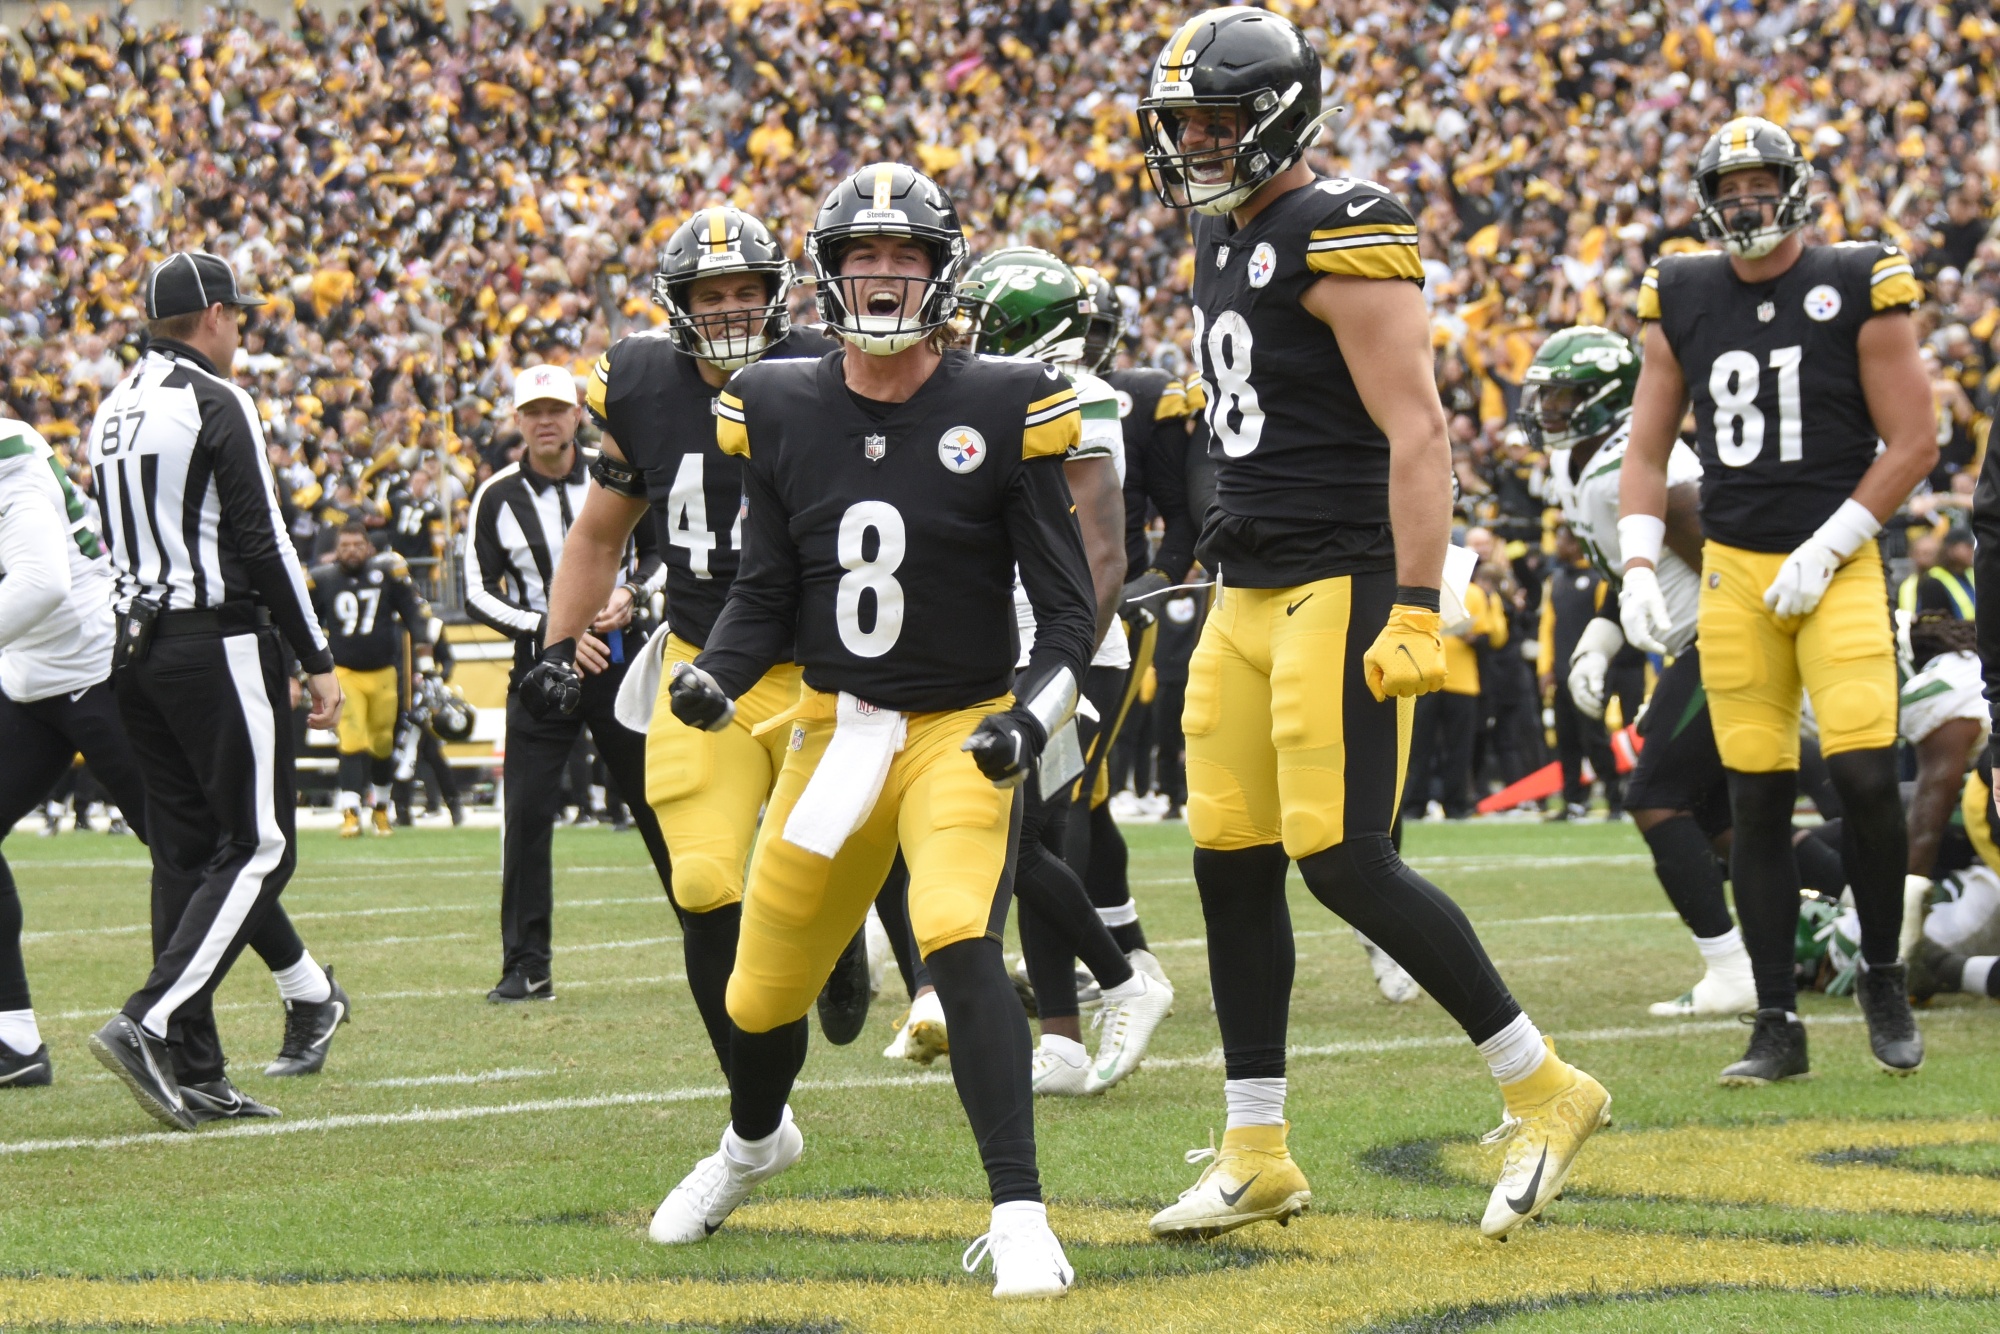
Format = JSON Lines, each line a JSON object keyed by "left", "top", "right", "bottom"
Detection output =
{"left": 1718, "top": 1008, "right": 1813, "bottom": 1086}
{"left": 448, "top": 799, "right": 466, "bottom": 827}
{"left": 265, "top": 968, "right": 352, "bottom": 1076}
{"left": 1857, "top": 961, "right": 1924, "bottom": 1075}
{"left": 487, "top": 971, "right": 554, "bottom": 1003}
{"left": 0, "top": 1038, "right": 51, "bottom": 1087}
{"left": 816, "top": 928, "right": 873, "bottom": 1045}
{"left": 180, "top": 1077, "right": 281, "bottom": 1123}
{"left": 89, "top": 1015, "right": 196, "bottom": 1130}
{"left": 395, "top": 804, "right": 416, "bottom": 828}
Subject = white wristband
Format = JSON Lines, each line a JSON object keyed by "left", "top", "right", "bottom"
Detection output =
{"left": 1814, "top": 498, "right": 1883, "bottom": 561}
{"left": 1617, "top": 514, "right": 1666, "bottom": 569}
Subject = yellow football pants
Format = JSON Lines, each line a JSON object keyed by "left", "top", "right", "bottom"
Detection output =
{"left": 334, "top": 665, "right": 398, "bottom": 760}
{"left": 1083, "top": 616, "right": 1158, "bottom": 808}
{"left": 1696, "top": 541, "right": 1898, "bottom": 772}
{"left": 725, "top": 690, "right": 1016, "bottom": 1034}
{"left": 1183, "top": 572, "right": 1414, "bottom": 860}
{"left": 644, "top": 634, "right": 804, "bottom": 913}
{"left": 1963, "top": 765, "right": 2000, "bottom": 873}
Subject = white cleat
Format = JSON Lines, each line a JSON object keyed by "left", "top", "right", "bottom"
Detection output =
{"left": 1083, "top": 970, "right": 1173, "bottom": 1093}
{"left": 882, "top": 989, "right": 948, "bottom": 1064}
{"left": 1030, "top": 1034, "right": 1091, "bottom": 1096}
{"left": 1900, "top": 874, "right": 1933, "bottom": 962}
{"left": 1125, "top": 948, "right": 1174, "bottom": 1014}
{"left": 649, "top": 1108, "right": 803, "bottom": 1244}
{"left": 1356, "top": 931, "right": 1420, "bottom": 1003}
{"left": 863, "top": 906, "right": 892, "bottom": 997}
{"left": 962, "top": 1203, "right": 1073, "bottom": 1299}
{"left": 1648, "top": 958, "right": 1757, "bottom": 1018}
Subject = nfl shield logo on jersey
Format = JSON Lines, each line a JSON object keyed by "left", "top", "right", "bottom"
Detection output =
{"left": 1215, "top": 245, "right": 1230, "bottom": 269}
{"left": 938, "top": 426, "right": 986, "bottom": 473}
{"left": 863, "top": 433, "right": 887, "bottom": 463}
{"left": 1248, "top": 242, "right": 1277, "bottom": 288}
{"left": 1804, "top": 285, "right": 1842, "bottom": 321}
{"left": 1757, "top": 301, "right": 1776, "bottom": 323}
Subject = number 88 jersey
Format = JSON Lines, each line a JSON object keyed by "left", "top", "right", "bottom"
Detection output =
{"left": 1188, "top": 177, "right": 1424, "bottom": 585}
{"left": 1639, "top": 242, "right": 1921, "bottom": 553}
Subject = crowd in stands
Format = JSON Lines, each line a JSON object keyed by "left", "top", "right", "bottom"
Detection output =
{"left": 3, "top": 0, "right": 1996, "bottom": 816}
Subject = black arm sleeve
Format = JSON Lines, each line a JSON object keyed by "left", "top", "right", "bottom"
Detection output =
{"left": 630, "top": 504, "right": 666, "bottom": 595}
{"left": 202, "top": 391, "right": 334, "bottom": 674}
{"left": 1143, "top": 414, "right": 1198, "bottom": 582}
{"left": 695, "top": 453, "right": 798, "bottom": 698}
{"left": 1007, "top": 455, "right": 1097, "bottom": 725}
{"left": 1976, "top": 446, "right": 2000, "bottom": 731}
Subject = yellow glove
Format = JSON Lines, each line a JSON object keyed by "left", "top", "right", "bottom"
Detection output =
{"left": 1363, "top": 605, "right": 1447, "bottom": 702}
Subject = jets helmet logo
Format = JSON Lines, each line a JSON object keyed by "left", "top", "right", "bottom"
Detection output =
{"left": 938, "top": 426, "right": 986, "bottom": 473}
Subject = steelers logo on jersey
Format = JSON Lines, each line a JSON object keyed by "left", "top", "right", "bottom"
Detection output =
{"left": 938, "top": 426, "right": 987, "bottom": 473}
{"left": 1248, "top": 242, "right": 1277, "bottom": 288}
{"left": 1804, "top": 284, "right": 1842, "bottom": 321}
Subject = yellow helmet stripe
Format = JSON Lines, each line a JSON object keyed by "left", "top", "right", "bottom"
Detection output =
{"left": 873, "top": 166, "right": 894, "bottom": 211}
{"left": 706, "top": 208, "right": 728, "bottom": 255}
{"left": 1164, "top": 13, "right": 1210, "bottom": 77}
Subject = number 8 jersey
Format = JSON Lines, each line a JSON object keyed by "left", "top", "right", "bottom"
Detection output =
{"left": 1188, "top": 176, "right": 1424, "bottom": 586}
{"left": 1639, "top": 242, "right": 1921, "bottom": 553}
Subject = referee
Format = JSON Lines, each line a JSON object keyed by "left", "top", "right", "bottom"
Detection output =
{"left": 84, "top": 252, "right": 344, "bottom": 1130}
{"left": 465, "top": 364, "right": 671, "bottom": 1002}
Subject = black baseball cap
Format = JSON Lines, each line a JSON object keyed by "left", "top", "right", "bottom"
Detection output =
{"left": 145, "top": 251, "right": 268, "bottom": 319}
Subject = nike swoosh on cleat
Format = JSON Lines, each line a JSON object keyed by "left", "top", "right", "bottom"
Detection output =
{"left": 1286, "top": 594, "right": 1312, "bottom": 615}
{"left": 1506, "top": 1148, "right": 1548, "bottom": 1215}
{"left": 0, "top": 1063, "right": 47, "bottom": 1084}
{"left": 1218, "top": 1173, "right": 1260, "bottom": 1207}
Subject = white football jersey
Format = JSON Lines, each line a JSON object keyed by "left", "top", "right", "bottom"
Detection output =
{"left": 1898, "top": 649, "right": 1987, "bottom": 748}
{"left": 1016, "top": 367, "right": 1129, "bottom": 669}
{"left": 1550, "top": 422, "right": 1702, "bottom": 658}
{"left": 0, "top": 422, "right": 116, "bottom": 701}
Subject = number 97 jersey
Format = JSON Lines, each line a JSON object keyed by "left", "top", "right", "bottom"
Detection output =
{"left": 1639, "top": 242, "right": 1921, "bottom": 553}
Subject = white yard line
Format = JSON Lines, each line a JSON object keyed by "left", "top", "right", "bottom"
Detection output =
{"left": 356, "top": 1068, "right": 553, "bottom": 1089}
{"left": 22, "top": 895, "right": 669, "bottom": 943}
{"left": 41, "top": 974, "right": 688, "bottom": 1022}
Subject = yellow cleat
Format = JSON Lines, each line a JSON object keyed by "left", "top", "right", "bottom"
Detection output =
{"left": 370, "top": 807, "right": 394, "bottom": 838}
{"left": 1480, "top": 1040, "right": 1611, "bottom": 1240}
{"left": 1147, "top": 1122, "right": 1312, "bottom": 1239}
{"left": 338, "top": 810, "right": 363, "bottom": 839}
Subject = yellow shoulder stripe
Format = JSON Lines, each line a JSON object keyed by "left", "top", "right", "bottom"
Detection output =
{"left": 1026, "top": 386, "right": 1077, "bottom": 420}
{"left": 585, "top": 353, "right": 611, "bottom": 419}
{"left": 1183, "top": 378, "right": 1209, "bottom": 413}
{"left": 1309, "top": 222, "right": 1420, "bottom": 241}
{"left": 1872, "top": 270, "right": 1921, "bottom": 311}
{"left": 1022, "top": 401, "right": 1080, "bottom": 460}
{"left": 1306, "top": 241, "right": 1423, "bottom": 282}
{"left": 1636, "top": 266, "right": 1662, "bottom": 322}
{"left": 1155, "top": 382, "right": 1188, "bottom": 420}
{"left": 715, "top": 390, "right": 749, "bottom": 457}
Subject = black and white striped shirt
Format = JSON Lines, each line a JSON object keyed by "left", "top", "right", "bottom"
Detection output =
{"left": 84, "top": 339, "right": 333, "bottom": 675}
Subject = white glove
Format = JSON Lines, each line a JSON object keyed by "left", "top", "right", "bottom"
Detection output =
{"left": 1567, "top": 617, "right": 1625, "bottom": 721}
{"left": 1619, "top": 564, "right": 1675, "bottom": 655}
{"left": 1763, "top": 499, "right": 1881, "bottom": 620}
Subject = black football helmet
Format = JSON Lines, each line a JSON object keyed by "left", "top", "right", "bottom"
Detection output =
{"left": 805, "top": 162, "right": 967, "bottom": 355}
{"left": 1072, "top": 265, "right": 1121, "bottom": 373}
{"left": 1139, "top": 7, "right": 1333, "bottom": 215}
{"left": 1692, "top": 117, "right": 1813, "bottom": 260}
{"left": 653, "top": 206, "right": 794, "bottom": 370}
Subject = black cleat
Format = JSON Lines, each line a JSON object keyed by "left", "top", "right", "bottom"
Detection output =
{"left": 487, "top": 970, "right": 554, "bottom": 1003}
{"left": 89, "top": 1015, "right": 196, "bottom": 1129}
{"left": 448, "top": 798, "right": 466, "bottom": 827}
{"left": 1719, "top": 1008, "right": 1813, "bottom": 1086}
{"left": 181, "top": 1077, "right": 281, "bottom": 1123}
{"left": 265, "top": 968, "right": 351, "bottom": 1076}
{"left": 816, "top": 928, "right": 874, "bottom": 1045}
{"left": 1857, "top": 961, "right": 1924, "bottom": 1075}
{"left": 1906, "top": 940, "right": 1963, "bottom": 1006}
{"left": 0, "top": 1038, "right": 51, "bottom": 1087}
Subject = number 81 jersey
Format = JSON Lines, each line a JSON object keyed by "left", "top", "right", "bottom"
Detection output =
{"left": 1639, "top": 242, "right": 1921, "bottom": 553}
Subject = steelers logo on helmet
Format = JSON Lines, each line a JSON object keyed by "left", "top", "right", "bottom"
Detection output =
{"left": 1804, "top": 284, "right": 1843, "bottom": 321}
{"left": 1139, "top": 7, "right": 1340, "bottom": 216}
{"left": 938, "top": 425, "right": 986, "bottom": 474}
{"left": 653, "top": 206, "right": 796, "bottom": 371}
{"left": 806, "top": 162, "right": 968, "bottom": 357}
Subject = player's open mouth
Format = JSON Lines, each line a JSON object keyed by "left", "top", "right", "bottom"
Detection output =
{"left": 866, "top": 290, "right": 903, "bottom": 317}
{"left": 1187, "top": 158, "right": 1234, "bottom": 186}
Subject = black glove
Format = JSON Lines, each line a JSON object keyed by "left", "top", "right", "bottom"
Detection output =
{"left": 668, "top": 660, "right": 735, "bottom": 732}
{"left": 519, "top": 638, "right": 583, "bottom": 720}
{"left": 961, "top": 708, "right": 1047, "bottom": 789}
{"left": 1119, "top": 567, "right": 1173, "bottom": 615}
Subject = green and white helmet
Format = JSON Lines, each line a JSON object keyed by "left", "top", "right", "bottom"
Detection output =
{"left": 1518, "top": 325, "right": 1640, "bottom": 453}
{"left": 957, "top": 247, "right": 1094, "bottom": 369}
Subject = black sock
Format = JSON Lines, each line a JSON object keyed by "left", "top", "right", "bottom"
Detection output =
{"left": 1081, "top": 802, "right": 1147, "bottom": 953}
{"left": 1727, "top": 769, "right": 1803, "bottom": 1012}
{"left": 1297, "top": 835, "right": 1521, "bottom": 1044}
{"left": 338, "top": 752, "right": 369, "bottom": 801}
{"left": 1018, "top": 897, "right": 1075, "bottom": 1019}
{"left": 728, "top": 1017, "right": 808, "bottom": 1141}
{"left": 1014, "top": 841, "right": 1132, "bottom": 994}
{"left": 1793, "top": 824, "right": 1847, "bottom": 897}
{"left": 369, "top": 755, "right": 394, "bottom": 795}
{"left": 1642, "top": 815, "right": 1734, "bottom": 939}
{"left": 926, "top": 937, "right": 1039, "bottom": 1204}
{"left": 680, "top": 902, "right": 740, "bottom": 1078}
{"left": 0, "top": 857, "right": 27, "bottom": 1012}
{"left": 1195, "top": 844, "right": 1293, "bottom": 1080}
{"left": 1825, "top": 748, "right": 1906, "bottom": 966}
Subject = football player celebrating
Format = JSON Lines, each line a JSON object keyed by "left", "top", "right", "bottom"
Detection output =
{"left": 1619, "top": 117, "right": 1935, "bottom": 1083}
{"left": 956, "top": 246, "right": 1175, "bottom": 1095}
{"left": 651, "top": 163, "right": 1096, "bottom": 1299}
{"left": 525, "top": 206, "right": 858, "bottom": 1073}
{"left": 308, "top": 521, "right": 435, "bottom": 838}
{"left": 1528, "top": 327, "right": 1755, "bottom": 1017}
{"left": 1137, "top": 7, "right": 1608, "bottom": 1242}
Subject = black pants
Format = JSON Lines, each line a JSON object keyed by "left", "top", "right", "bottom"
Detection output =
{"left": 1552, "top": 681, "right": 1621, "bottom": 810}
{"left": 1405, "top": 690, "right": 1480, "bottom": 819}
{"left": 113, "top": 628, "right": 301, "bottom": 1082}
{"left": 1484, "top": 651, "right": 1544, "bottom": 785}
{"left": 500, "top": 660, "right": 671, "bottom": 976}
{"left": 1154, "top": 676, "right": 1189, "bottom": 808}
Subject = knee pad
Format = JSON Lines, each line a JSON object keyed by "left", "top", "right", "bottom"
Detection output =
{"left": 724, "top": 968, "right": 814, "bottom": 1035}
{"left": 670, "top": 855, "right": 745, "bottom": 914}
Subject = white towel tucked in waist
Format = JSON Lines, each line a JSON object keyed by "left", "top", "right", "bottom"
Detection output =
{"left": 782, "top": 692, "right": 907, "bottom": 858}
{"left": 614, "top": 622, "right": 675, "bottom": 733}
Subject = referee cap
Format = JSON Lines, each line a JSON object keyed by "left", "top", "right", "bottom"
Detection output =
{"left": 512, "top": 363, "right": 580, "bottom": 410}
{"left": 145, "top": 251, "right": 267, "bottom": 319}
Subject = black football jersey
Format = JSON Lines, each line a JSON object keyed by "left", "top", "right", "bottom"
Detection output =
{"left": 1188, "top": 176, "right": 1424, "bottom": 586}
{"left": 698, "top": 349, "right": 1098, "bottom": 714}
{"left": 586, "top": 325, "right": 836, "bottom": 647}
{"left": 308, "top": 551, "right": 430, "bottom": 672}
{"left": 1641, "top": 242, "right": 1921, "bottom": 552}
{"left": 1105, "top": 367, "right": 1199, "bottom": 583}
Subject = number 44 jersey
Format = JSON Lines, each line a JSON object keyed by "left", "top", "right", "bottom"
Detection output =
{"left": 1639, "top": 242, "right": 1921, "bottom": 553}
{"left": 1187, "top": 176, "right": 1425, "bottom": 587}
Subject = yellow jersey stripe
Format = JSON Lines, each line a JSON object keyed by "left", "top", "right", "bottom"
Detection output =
{"left": 1155, "top": 383, "right": 1189, "bottom": 421}
{"left": 1022, "top": 403, "right": 1080, "bottom": 460}
{"left": 1026, "top": 386, "right": 1077, "bottom": 418}
{"left": 1305, "top": 241, "right": 1424, "bottom": 282}
{"left": 1309, "top": 223, "right": 1420, "bottom": 240}
{"left": 1872, "top": 270, "right": 1922, "bottom": 310}
{"left": 714, "top": 391, "right": 746, "bottom": 423}
{"left": 585, "top": 354, "right": 611, "bottom": 419}
{"left": 1183, "top": 379, "right": 1209, "bottom": 413}
{"left": 1636, "top": 267, "right": 1662, "bottom": 321}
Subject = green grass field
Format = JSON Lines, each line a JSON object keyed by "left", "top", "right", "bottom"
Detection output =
{"left": 5, "top": 818, "right": 2000, "bottom": 1332}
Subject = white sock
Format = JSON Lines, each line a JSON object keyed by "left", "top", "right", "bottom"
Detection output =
{"left": 1096, "top": 899, "right": 1139, "bottom": 927}
{"left": 1695, "top": 927, "right": 1747, "bottom": 964}
{"left": 1099, "top": 971, "right": 1146, "bottom": 1002}
{"left": 1224, "top": 1076, "right": 1287, "bottom": 1128}
{"left": 909, "top": 988, "right": 945, "bottom": 1024}
{"left": 271, "top": 952, "right": 332, "bottom": 1004}
{"left": 336, "top": 790, "right": 361, "bottom": 814}
{"left": 724, "top": 1105, "right": 793, "bottom": 1168}
{"left": 0, "top": 1008, "right": 41, "bottom": 1053}
{"left": 1038, "top": 1033, "right": 1086, "bottom": 1065}
{"left": 1478, "top": 1013, "right": 1549, "bottom": 1084}
{"left": 1965, "top": 956, "right": 1997, "bottom": 996}
{"left": 992, "top": 1198, "right": 1047, "bottom": 1229}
